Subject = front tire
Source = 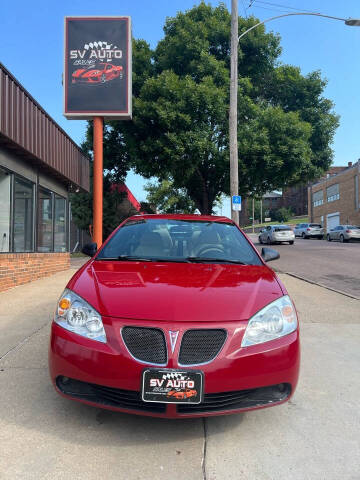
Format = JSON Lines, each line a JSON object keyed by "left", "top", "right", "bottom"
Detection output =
{"left": 267, "top": 236, "right": 272, "bottom": 245}
{"left": 327, "top": 234, "right": 331, "bottom": 242}
{"left": 289, "top": 241, "right": 294, "bottom": 245}
{"left": 302, "top": 232, "right": 307, "bottom": 239}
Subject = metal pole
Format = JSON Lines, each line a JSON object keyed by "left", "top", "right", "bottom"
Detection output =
{"left": 93, "top": 116, "right": 103, "bottom": 248}
{"left": 252, "top": 197, "right": 255, "bottom": 233}
{"left": 229, "top": 0, "right": 239, "bottom": 224}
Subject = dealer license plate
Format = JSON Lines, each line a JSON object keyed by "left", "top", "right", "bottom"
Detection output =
{"left": 142, "top": 369, "right": 204, "bottom": 404}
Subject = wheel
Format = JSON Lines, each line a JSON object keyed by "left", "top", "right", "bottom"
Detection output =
{"left": 259, "top": 237, "right": 263, "bottom": 244}
{"left": 302, "top": 232, "right": 306, "bottom": 239}
{"left": 101, "top": 73, "right": 106, "bottom": 83}
{"left": 267, "top": 236, "right": 272, "bottom": 245}
{"left": 327, "top": 234, "right": 331, "bottom": 242}
{"left": 289, "top": 241, "right": 294, "bottom": 245}
{"left": 340, "top": 235, "right": 344, "bottom": 243}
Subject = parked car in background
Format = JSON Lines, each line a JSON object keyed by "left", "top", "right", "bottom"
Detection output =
{"left": 259, "top": 225, "right": 295, "bottom": 245}
{"left": 294, "top": 223, "right": 324, "bottom": 239}
{"left": 326, "top": 225, "right": 360, "bottom": 242}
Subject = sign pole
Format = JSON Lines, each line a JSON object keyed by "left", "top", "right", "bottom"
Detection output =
{"left": 93, "top": 116, "right": 103, "bottom": 247}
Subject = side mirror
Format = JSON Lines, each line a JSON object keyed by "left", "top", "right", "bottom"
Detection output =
{"left": 81, "top": 242, "right": 97, "bottom": 257}
{"left": 261, "top": 247, "right": 280, "bottom": 263}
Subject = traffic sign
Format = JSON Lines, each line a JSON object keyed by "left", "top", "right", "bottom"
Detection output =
{"left": 232, "top": 195, "right": 242, "bottom": 211}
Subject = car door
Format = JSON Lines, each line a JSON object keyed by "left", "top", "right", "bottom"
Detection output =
{"left": 294, "top": 225, "right": 300, "bottom": 237}
{"left": 333, "top": 226, "right": 341, "bottom": 240}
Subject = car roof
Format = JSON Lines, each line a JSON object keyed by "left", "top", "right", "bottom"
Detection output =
{"left": 126, "top": 213, "right": 234, "bottom": 223}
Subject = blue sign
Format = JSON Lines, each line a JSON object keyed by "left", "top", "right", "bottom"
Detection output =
{"left": 232, "top": 195, "right": 242, "bottom": 211}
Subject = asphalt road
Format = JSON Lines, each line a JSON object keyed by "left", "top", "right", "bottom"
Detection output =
{"left": 250, "top": 235, "right": 360, "bottom": 299}
{"left": 0, "top": 267, "right": 359, "bottom": 479}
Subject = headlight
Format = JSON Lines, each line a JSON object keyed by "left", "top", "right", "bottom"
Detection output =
{"left": 241, "top": 295, "right": 297, "bottom": 347}
{"left": 54, "top": 289, "right": 106, "bottom": 343}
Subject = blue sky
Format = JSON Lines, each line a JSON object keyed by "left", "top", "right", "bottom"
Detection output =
{"left": 2, "top": 0, "right": 360, "bottom": 212}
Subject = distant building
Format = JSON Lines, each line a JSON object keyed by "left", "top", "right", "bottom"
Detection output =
{"left": 308, "top": 161, "right": 360, "bottom": 231}
{"left": 262, "top": 191, "right": 282, "bottom": 211}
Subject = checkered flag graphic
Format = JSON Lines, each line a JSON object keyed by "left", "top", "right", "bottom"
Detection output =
{"left": 162, "top": 372, "right": 190, "bottom": 381}
{"left": 84, "top": 41, "right": 115, "bottom": 51}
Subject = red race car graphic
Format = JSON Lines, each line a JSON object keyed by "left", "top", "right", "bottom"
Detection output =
{"left": 72, "top": 63, "right": 123, "bottom": 84}
{"left": 167, "top": 388, "right": 197, "bottom": 400}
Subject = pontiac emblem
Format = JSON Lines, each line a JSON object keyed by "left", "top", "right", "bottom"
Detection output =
{"left": 169, "top": 331, "right": 179, "bottom": 353}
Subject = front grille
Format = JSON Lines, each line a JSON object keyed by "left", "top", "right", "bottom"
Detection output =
{"left": 122, "top": 326, "right": 167, "bottom": 365}
{"left": 177, "top": 384, "right": 291, "bottom": 414}
{"left": 179, "top": 329, "right": 226, "bottom": 365}
{"left": 56, "top": 377, "right": 166, "bottom": 413}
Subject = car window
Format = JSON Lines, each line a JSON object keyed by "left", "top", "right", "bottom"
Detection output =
{"left": 274, "top": 226, "right": 292, "bottom": 232}
{"left": 97, "top": 219, "right": 262, "bottom": 265}
{"left": 309, "top": 224, "right": 322, "bottom": 228}
{"left": 347, "top": 226, "right": 359, "bottom": 229}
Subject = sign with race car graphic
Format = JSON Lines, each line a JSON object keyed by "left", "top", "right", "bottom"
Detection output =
{"left": 64, "top": 16, "right": 132, "bottom": 119}
{"left": 142, "top": 369, "right": 204, "bottom": 404}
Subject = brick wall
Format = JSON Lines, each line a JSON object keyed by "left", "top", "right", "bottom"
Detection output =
{"left": 308, "top": 163, "right": 360, "bottom": 230}
{"left": 0, "top": 253, "right": 70, "bottom": 292}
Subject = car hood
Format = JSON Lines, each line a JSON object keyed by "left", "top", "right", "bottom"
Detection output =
{"left": 68, "top": 261, "right": 284, "bottom": 322}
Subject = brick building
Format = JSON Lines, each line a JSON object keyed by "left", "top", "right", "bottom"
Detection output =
{"left": 0, "top": 63, "right": 90, "bottom": 292}
{"left": 308, "top": 161, "right": 360, "bottom": 231}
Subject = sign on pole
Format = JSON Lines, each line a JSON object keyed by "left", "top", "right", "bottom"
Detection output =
{"left": 64, "top": 16, "right": 132, "bottom": 119}
{"left": 232, "top": 195, "right": 242, "bottom": 211}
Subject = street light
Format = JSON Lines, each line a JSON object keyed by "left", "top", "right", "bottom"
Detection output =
{"left": 229, "top": 5, "right": 360, "bottom": 224}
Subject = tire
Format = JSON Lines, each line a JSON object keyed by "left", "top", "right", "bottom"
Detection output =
{"left": 327, "top": 234, "right": 331, "bottom": 242}
{"left": 289, "top": 241, "right": 294, "bottom": 245}
{"left": 340, "top": 235, "right": 344, "bottom": 243}
{"left": 259, "top": 237, "right": 262, "bottom": 244}
{"left": 267, "top": 236, "right": 272, "bottom": 245}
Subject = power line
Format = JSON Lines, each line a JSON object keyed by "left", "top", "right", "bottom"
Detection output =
{"left": 252, "top": 1, "right": 320, "bottom": 14}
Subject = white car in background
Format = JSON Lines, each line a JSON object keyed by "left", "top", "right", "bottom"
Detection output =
{"left": 259, "top": 225, "right": 295, "bottom": 245}
{"left": 326, "top": 225, "right": 360, "bottom": 242}
{"left": 294, "top": 223, "right": 324, "bottom": 239}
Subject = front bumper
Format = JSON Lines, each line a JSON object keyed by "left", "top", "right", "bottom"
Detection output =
{"left": 49, "top": 318, "right": 300, "bottom": 418}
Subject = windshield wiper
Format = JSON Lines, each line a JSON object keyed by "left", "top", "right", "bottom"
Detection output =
{"left": 186, "top": 256, "right": 248, "bottom": 265}
{"left": 96, "top": 255, "right": 153, "bottom": 262}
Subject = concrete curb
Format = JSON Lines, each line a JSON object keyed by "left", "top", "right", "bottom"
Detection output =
{"left": 274, "top": 269, "right": 360, "bottom": 301}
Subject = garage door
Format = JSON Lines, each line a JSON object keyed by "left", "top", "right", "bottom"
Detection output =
{"left": 327, "top": 213, "right": 340, "bottom": 232}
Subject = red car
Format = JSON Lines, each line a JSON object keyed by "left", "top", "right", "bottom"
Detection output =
{"left": 49, "top": 214, "right": 300, "bottom": 418}
{"left": 71, "top": 62, "right": 123, "bottom": 84}
{"left": 167, "top": 388, "right": 197, "bottom": 400}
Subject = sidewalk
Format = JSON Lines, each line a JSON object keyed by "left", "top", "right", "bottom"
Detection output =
{"left": 0, "top": 266, "right": 359, "bottom": 479}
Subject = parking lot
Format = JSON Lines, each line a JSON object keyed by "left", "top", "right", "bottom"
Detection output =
{"left": 251, "top": 235, "right": 360, "bottom": 299}
{"left": 0, "top": 260, "right": 359, "bottom": 479}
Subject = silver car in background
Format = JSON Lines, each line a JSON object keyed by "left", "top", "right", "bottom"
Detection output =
{"left": 259, "top": 225, "right": 295, "bottom": 245}
{"left": 294, "top": 223, "right": 324, "bottom": 239}
{"left": 326, "top": 225, "right": 360, "bottom": 242}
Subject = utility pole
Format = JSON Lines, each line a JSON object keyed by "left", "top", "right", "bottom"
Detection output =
{"left": 229, "top": 0, "right": 239, "bottom": 224}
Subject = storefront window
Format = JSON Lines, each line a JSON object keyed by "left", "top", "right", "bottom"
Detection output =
{"left": 54, "top": 195, "right": 67, "bottom": 252}
{"left": 37, "top": 188, "right": 53, "bottom": 252}
{"left": 0, "top": 168, "right": 11, "bottom": 252}
{"left": 13, "top": 177, "right": 34, "bottom": 252}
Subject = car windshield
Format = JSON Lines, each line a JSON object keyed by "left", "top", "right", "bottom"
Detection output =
{"left": 96, "top": 218, "right": 262, "bottom": 265}
{"left": 346, "top": 226, "right": 360, "bottom": 229}
{"left": 274, "top": 226, "right": 292, "bottom": 232}
{"left": 309, "top": 224, "right": 322, "bottom": 228}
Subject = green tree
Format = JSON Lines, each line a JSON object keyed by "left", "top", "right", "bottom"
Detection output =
{"left": 144, "top": 180, "right": 197, "bottom": 214}
{"left": 85, "top": 3, "right": 339, "bottom": 215}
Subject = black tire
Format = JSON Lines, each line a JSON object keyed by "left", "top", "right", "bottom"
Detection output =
{"left": 327, "top": 234, "right": 331, "bottom": 242}
{"left": 289, "top": 241, "right": 294, "bottom": 245}
{"left": 267, "top": 236, "right": 272, "bottom": 245}
{"left": 302, "top": 232, "right": 306, "bottom": 239}
{"left": 259, "top": 236, "right": 262, "bottom": 244}
{"left": 340, "top": 235, "right": 344, "bottom": 243}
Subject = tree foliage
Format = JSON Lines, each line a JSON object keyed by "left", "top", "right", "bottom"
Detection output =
{"left": 144, "top": 180, "right": 197, "bottom": 214}
{"left": 83, "top": 3, "right": 339, "bottom": 215}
